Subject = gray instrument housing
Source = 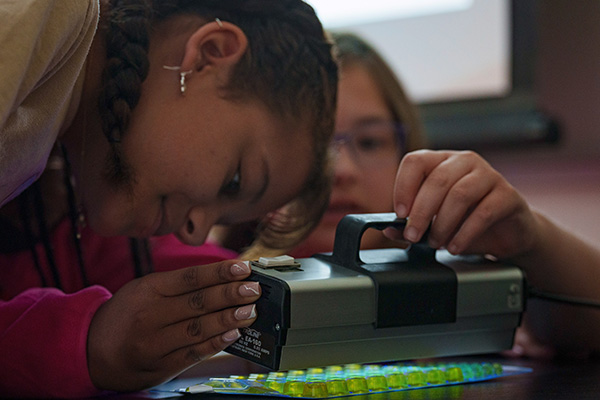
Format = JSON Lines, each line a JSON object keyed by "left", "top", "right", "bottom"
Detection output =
{"left": 226, "top": 214, "right": 525, "bottom": 370}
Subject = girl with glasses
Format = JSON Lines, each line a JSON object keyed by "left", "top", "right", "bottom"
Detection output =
{"left": 291, "top": 32, "right": 427, "bottom": 256}
{"left": 291, "top": 33, "right": 600, "bottom": 362}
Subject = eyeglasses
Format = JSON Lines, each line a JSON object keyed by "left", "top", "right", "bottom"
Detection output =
{"left": 331, "top": 120, "right": 405, "bottom": 169}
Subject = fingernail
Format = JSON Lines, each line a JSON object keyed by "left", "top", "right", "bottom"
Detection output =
{"left": 511, "top": 344, "right": 524, "bottom": 356}
{"left": 448, "top": 244, "right": 459, "bottom": 254}
{"left": 239, "top": 282, "right": 260, "bottom": 297}
{"left": 396, "top": 204, "right": 407, "bottom": 218}
{"left": 383, "top": 227, "right": 398, "bottom": 239}
{"left": 404, "top": 226, "right": 419, "bottom": 242}
{"left": 231, "top": 261, "right": 250, "bottom": 276}
{"left": 234, "top": 304, "right": 257, "bottom": 320}
{"left": 222, "top": 329, "right": 241, "bottom": 342}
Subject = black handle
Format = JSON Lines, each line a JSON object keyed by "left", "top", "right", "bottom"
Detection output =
{"left": 317, "top": 213, "right": 457, "bottom": 328}
{"left": 328, "top": 213, "right": 432, "bottom": 269}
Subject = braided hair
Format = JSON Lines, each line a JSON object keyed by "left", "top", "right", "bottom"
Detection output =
{"left": 0, "top": 146, "right": 153, "bottom": 293}
{"left": 98, "top": 0, "right": 339, "bottom": 257}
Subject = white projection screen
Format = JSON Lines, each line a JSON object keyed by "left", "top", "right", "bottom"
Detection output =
{"left": 307, "top": 0, "right": 511, "bottom": 104}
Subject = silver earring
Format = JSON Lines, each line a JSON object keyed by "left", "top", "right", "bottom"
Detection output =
{"left": 162, "top": 65, "right": 193, "bottom": 95}
{"left": 215, "top": 18, "right": 223, "bottom": 28}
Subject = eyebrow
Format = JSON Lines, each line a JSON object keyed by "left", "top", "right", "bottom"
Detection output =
{"left": 336, "top": 116, "right": 392, "bottom": 133}
{"left": 354, "top": 116, "right": 394, "bottom": 126}
{"left": 251, "top": 157, "right": 269, "bottom": 204}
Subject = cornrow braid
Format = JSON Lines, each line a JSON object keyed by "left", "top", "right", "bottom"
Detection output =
{"left": 98, "top": 0, "right": 152, "bottom": 184}
{"left": 99, "top": 0, "right": 336, "bottom": 153}
{"left": 98, "top": 0, "right": 338, "bottom": 256}
{"left": 99, "top": 1, "right": 151, "bottom": 145}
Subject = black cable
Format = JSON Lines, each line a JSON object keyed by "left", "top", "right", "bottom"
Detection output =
{"left": 528, "top": 285, "right": 600, "bottom": 309}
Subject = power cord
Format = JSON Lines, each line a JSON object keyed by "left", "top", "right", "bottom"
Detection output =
{"left": 528, "top": 286, "right": 600, "bottom": 309}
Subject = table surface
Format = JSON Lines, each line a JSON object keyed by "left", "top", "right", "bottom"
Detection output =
{"left": 108, "top": 354, "right": 600, "bottom": 400}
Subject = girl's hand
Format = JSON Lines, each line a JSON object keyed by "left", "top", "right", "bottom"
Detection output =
{"left": 87, "top": 259, "right": 259, "bottom": 392}
{"left": 389, "top": 150, "right": 541, "bottom": 259}
{"left": 502, "top": 327, "right": 557, "bottom": 360}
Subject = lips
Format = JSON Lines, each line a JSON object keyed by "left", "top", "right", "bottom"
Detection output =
{"left": 140, "top": 197, "right": 168, "bottom": 237}
{"left": 153, "top": 198, "right": 172, "bottom": 236}
{"left": 138, "top": 203, "right": 163, "bottom": 238}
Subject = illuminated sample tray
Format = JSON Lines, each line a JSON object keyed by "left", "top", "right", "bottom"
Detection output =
{"left": 176, "top": 362, "right": 532, "bottom": 398}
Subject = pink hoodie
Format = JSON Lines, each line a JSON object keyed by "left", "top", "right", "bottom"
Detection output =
{"left": 0, "top": 218, "right": 237, "bottom": 398}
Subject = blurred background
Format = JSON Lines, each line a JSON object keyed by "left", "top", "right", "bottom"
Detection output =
{"left": 309, "top": 0, "right": 600, "bottom": 246}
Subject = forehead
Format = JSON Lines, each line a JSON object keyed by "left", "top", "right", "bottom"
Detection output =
{"left": 337, "top": 64, "right": 391, "bottom": 123}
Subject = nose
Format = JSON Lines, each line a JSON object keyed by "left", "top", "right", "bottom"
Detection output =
{"left": 333, "top": 146, "right": 359, "bottom": 185}
{"left": 176, "top": 208, "right": 213, "bottom": 246}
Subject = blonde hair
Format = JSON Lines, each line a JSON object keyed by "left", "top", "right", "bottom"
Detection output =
{"left": 331, "top": 32, "right": 427, "bottom": 152}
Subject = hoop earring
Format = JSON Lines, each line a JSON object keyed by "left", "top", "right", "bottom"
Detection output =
{"left": 162, "top": 65, "right": 193, "bottom": 95}
{"left": 215, "top": 18, "right": 224, "bottom": 28}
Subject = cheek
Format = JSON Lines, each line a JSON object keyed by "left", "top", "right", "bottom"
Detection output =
{"left": 357, "top": 168, "right": 397, "bottom": 211}
{"left": 81, "top": 164, "right": 141, "bottom": 237}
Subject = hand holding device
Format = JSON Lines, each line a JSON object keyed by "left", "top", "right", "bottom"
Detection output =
{"left": 87, "top": 260, "right": 260, "bottom": 391}
{"left": 391, "top": 150, "right": 539, "bottom": 259}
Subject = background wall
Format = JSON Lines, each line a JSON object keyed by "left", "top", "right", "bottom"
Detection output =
{"left": 481, "top": 0, "right": 600, "bottom": 245}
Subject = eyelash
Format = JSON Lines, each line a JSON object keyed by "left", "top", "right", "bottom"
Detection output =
{"left": 221, "top": 168, "right": 242, "bottom": 197}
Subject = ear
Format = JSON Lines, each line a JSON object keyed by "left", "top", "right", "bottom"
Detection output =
{"left": 180, "top": 20, "right": 248, "bottom": 73}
